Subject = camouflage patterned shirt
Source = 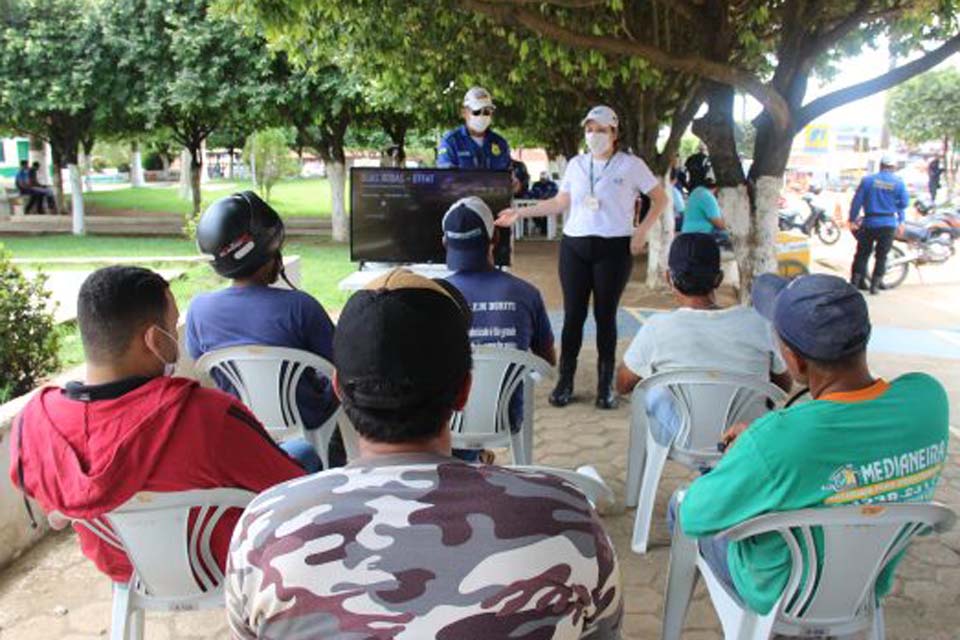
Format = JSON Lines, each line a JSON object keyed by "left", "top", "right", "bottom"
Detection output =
{"left": 227, "top": 453, "right": 622, "bottom": 639}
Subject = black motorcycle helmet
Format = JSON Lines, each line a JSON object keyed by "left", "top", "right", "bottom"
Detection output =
{"left": 196, "top": 191, "right": 285, "bottom": 279}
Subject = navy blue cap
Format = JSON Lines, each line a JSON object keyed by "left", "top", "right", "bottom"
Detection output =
{"left": 668, "top": 233, "right": 721, "bottom": 276}
{"left": 752, "top": 273, "right": 871, "bottom": 361}
{"left": 442, "top": 196, "right": 494, "bottom": 272}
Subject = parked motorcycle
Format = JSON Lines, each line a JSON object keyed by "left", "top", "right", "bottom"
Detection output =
{"left": 867, "top": 225, "right": 955, "bottom": 289}
{"left": 912, "top": 201, "right": 960, "bottom": 240}
{"left": 778, "top": 191, "right": 841, "bottom": 245}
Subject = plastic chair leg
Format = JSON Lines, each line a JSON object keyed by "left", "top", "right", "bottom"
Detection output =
{"left": 631, "top": 433, "right": 669, "bottom": 554}
{"left": 510, "top": 429, "right": 531, "bottom": 465}
{"left": 871, "top": 603, "right": 886, "bottom": 640}
{"left": 661, "top": 529, "right": 700, "bottom": 640}
{"left": 110, "top": 582, "right": 133, "bottom": 640}
{"left": 130, "top": 608, "right": 145, "bottom": 640}
{"left": 625, "top": 404, "right": 650, "bottom": 508}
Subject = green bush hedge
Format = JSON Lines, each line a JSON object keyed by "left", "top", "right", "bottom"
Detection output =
{"left": 0, "top": 249, "right": 60, "bottom": 403}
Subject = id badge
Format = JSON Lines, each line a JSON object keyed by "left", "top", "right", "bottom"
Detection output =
{"left": 585, "top": 195, "right": 600, "bottom": 211}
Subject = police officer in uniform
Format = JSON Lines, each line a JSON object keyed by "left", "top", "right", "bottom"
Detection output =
{"left": 849, "top": 154, "right": 908, "bottom": 295}
{"left": 437, "top": 87, "right": 512, "bottom": 171}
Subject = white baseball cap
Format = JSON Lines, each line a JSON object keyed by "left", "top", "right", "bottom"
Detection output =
{"left": 879, "top": 153, "right": 896, "bottom": 167}
{"left": 581, "top": 105, "right": 619, "bottom": 128}
{"left": 463, "top": 87, "right": 495, "bottom": 111}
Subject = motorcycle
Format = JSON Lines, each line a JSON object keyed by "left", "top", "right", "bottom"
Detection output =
{"left": 778, "top": 191, "right": 841, "bottom": 245}
{"left": 913, "top": 200, "right": 960, "bottom": 240}
{"left": 867, "top": 224, "right": 955, "bottom": 290}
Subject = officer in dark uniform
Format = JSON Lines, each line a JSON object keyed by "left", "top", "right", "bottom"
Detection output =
{"left": 849, "top": 154, "right": 909, "bottom": 295}
{"left": 437, "top": 87, "right": 511, "bottom": 171}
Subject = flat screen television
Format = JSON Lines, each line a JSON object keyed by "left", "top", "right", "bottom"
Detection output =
{"left": 350, "top": 168, "right": 513, "bottom": 266}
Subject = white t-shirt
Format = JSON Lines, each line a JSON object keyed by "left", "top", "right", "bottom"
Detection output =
{"left": 622, "top": 306, "right": 787, "bottom": 379}
{"left": 559, "top": 151, "right": 659, "bottom": 238}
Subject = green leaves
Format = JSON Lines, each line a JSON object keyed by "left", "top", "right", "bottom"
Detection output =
{"left": 889, "top": 67, "right": 960, "bottom": 145}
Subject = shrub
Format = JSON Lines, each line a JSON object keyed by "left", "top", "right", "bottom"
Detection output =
{"left": 0, "top": 248, "right": 60, "bottom": 403}
{"left": 243, "top": 128, "right": 300, "bottom": 202}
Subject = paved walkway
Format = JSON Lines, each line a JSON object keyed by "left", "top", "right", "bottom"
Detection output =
{"left": 0, "top": 238, "right": 958, "bottom": 638}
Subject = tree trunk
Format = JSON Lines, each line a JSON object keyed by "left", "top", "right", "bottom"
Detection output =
{"left": 228, "top": 147, "right": 235, "bottom": 180}
{"left": 28, "top": 136, "right": 45, "bottom": 167}
{"left": 199, "top": 139, "right": 210, "bottom": 185}
{"left": 160, "top": 153, "right": 171, "bottom": 180}
{"left": 50, "top": 145, "right": 66, "bottom": 215}
{"left": 742, "top": 176, "right": 782, "bottom": 294}
{"left": 68, "top": 164, "right": 84, "bottom": 235}
{"left": 717, "top": 185, "right": 752, "bottom": 294}
{"left": 328, "top": 160, "right": 348, "bottom": 242}
{"left": 645, "top": 175, "right": 674, "bottom": 288}
{"left": 131, "top": 141, "right": 146, "bottom": 187}
{"left": 190, "top": 151, "right": 203, "bottom": 217}
{"left": 178, "top": 148, "right": 192, "bottom": 200}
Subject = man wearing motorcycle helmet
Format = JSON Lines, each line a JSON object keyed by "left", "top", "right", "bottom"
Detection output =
{"left": 187, "top": 192, "right": 341, "bottom": 470}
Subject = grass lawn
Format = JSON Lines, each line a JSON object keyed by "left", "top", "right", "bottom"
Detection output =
{"left": 2, "top": 235, "right": 356, "bottom": 371}
{"left": 83, "top": 178, "right": 345, "bottom": 218}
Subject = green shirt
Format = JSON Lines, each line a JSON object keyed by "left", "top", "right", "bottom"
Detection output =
{"left": 680, "top": 373, "right": 949, "bottom": 615}
{"left": 680, "top": 186, "right": 722, "bottom": 233}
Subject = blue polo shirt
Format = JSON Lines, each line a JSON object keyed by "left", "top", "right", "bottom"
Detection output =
{"left": 186, "top": 285, "right": 338, "bottom": 430}
{"left": 849, "top": 171, "right": 909, "bottom": 228}
{"left": 437, "top": 125, "right": 512, "bottom": 170}
{"left": 445, "top": 268, "right": 553, "bottom": 428}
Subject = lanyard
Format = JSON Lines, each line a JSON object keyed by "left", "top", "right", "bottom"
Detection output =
{"left": 589, "top": 156, "right": 613, "bottom": 195}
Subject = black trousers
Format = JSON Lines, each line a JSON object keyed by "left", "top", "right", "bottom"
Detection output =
{"left": 558, "top": 235, "right": 633, "bottom": 364}
{"left": 851, "top": 225, "right": 896, "bottom": 283}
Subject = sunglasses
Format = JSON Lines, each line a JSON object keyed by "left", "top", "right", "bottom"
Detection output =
{"left": 470, "top": 108, "right": 494, "bottom": 116}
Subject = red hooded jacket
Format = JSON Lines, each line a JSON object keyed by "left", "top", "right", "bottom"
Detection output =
{"left": 9, "top": 376, "right": 303, "bottom": 582}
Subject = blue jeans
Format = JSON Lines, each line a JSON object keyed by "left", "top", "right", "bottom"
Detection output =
{"left": 667, "top": 492, "right": 738, "bottom": 596}
{"left": 646, "top": 386, "right": 683, "bottom": 446}
{"left": 280, "top": 438, "right": 323, "bottom": 473}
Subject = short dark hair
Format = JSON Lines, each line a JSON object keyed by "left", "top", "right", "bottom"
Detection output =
{"left": 19, "top": 160, "right": 28, "bottom": 168}
{"left": 782, "top": 336, "right": 867, "bottom": 372}
{"left": 77, "top": 266, "right": 170, "bottom": 362}
{"left": 669, "top": 270, "right": 721, "bottom": 296}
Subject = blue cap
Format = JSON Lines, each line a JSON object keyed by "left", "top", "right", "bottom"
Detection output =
{"left": 668, "top": 233, "right": 721, "bottom": 276}
{"left": 751, "top": 273, "right": 871, "bottom": 361}
{"left": 442, "top": 196, "right": 494, "bottom": 271}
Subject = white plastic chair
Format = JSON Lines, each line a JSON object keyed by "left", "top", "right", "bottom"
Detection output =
{"left": 72, "top": 489, "right": 255, "bottom": 640}
{"left": 511, "top": 465, "right": 615, "bottom": 509}
{"left": 195, "top": 345, "right": 342, "bottom": 468}
{"left": 662, "top": 501, "right": 957, "bottom": 639}
{"left": 626, "top": 369, "right": 786, "bottom": 553}
{"left": 450, "top": 346, "right": 555, "bottom": 465}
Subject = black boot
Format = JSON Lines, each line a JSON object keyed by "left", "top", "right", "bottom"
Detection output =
{"left": 549, "top": 356, "right": 576, "bottom": 407}
{"left": 595, "top": 359, "right": 618, "bottom": 410}
{"left": 851, "top": 273, "right": 868, "bottom": 291}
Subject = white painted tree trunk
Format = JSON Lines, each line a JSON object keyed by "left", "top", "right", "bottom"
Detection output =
{"left": 645, "top": 176, "right": 674, "bottom": 288}
{"left": 80, "top": 152, "right": 93, "bottom": 192}
{"left": 68, "top": 164, "right": 84, "bottom": 235}
{"left": 178, "top": 149, "right": 192, "bottom": 200}
{"left": 554, "top": 155, "right": 568, "bottom": 179}
{"left": 738, "top": 176, "right": 781, "bottom": 300}
{"left": 131, "top": 142, "right": 146, "bottom": 187}
{"left": 328, "top": 161, "right": 348, "bottom": 242}
{"left": 716, "top": 185, "right": 750, "bottom": 296}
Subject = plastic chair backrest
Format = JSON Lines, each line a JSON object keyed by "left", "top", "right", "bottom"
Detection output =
{"left": 195, "top": 345, "right": 335, "bottom": 433}
{"left": 722, "top": 503, "right": 956, "bottom": 629}
{"left": 77, "top": 489, "right": 254, "bottom": 598}
{"left": 510, "top": 465, "right": 614, "bottom": 508}
{"left": 634, "top": 369, "right": 786, "bottom": 463}
{"left": 450, "top": 346, "right": 554, "bottom": 438}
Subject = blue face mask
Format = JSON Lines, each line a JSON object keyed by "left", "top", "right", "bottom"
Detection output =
{"left": 149, "top": 325, "right": 180, "bottom": 377}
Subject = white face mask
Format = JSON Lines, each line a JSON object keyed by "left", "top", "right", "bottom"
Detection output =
{"left": 585, "top": 131, "right": 613, "bottom": 156}
{"left": 467, "top": 114, "right": 491, "bottom": 134}
{"left": 149, "top": 325, "right": 179, "bottom": 377}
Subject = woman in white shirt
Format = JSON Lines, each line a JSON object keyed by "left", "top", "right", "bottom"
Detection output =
{"left": 496, "top": 105, "right": 668, "bottom": 409}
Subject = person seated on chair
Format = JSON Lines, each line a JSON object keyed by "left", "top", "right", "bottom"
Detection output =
{"left": 14, "top": 159, "right": 43, "bottom": 214}
{"left": 678, "top": 273, "right": 949, "bottom": 615}
{"left": 680, "top": 178, "right": 729, "bottom": 248}
{"left": 187, "top": 192, "right": 340, "bottom": 472}
{"left": 615, "top": 233, "right": 792, "bottom": 445}
{"left": 28, "top": 161, "right": 56, "bottom": 213}
{"left": 8, "top": 266, "right": 304, "bottom": 585}
{"left": 442, "top": 196, "right": 556, "bottom": 461}
{"left": 226, "top": 269, "right": 622, "bottom": 639}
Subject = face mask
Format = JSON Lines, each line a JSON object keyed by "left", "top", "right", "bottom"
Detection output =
{"left": 467, "top": 114, "right": 491, "bottom": 133}
{"left": 149, "top": 325, "right": 179, "bottom": 377}
{"left": 585, "top": 131, "right": 613, "bottom": 156}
